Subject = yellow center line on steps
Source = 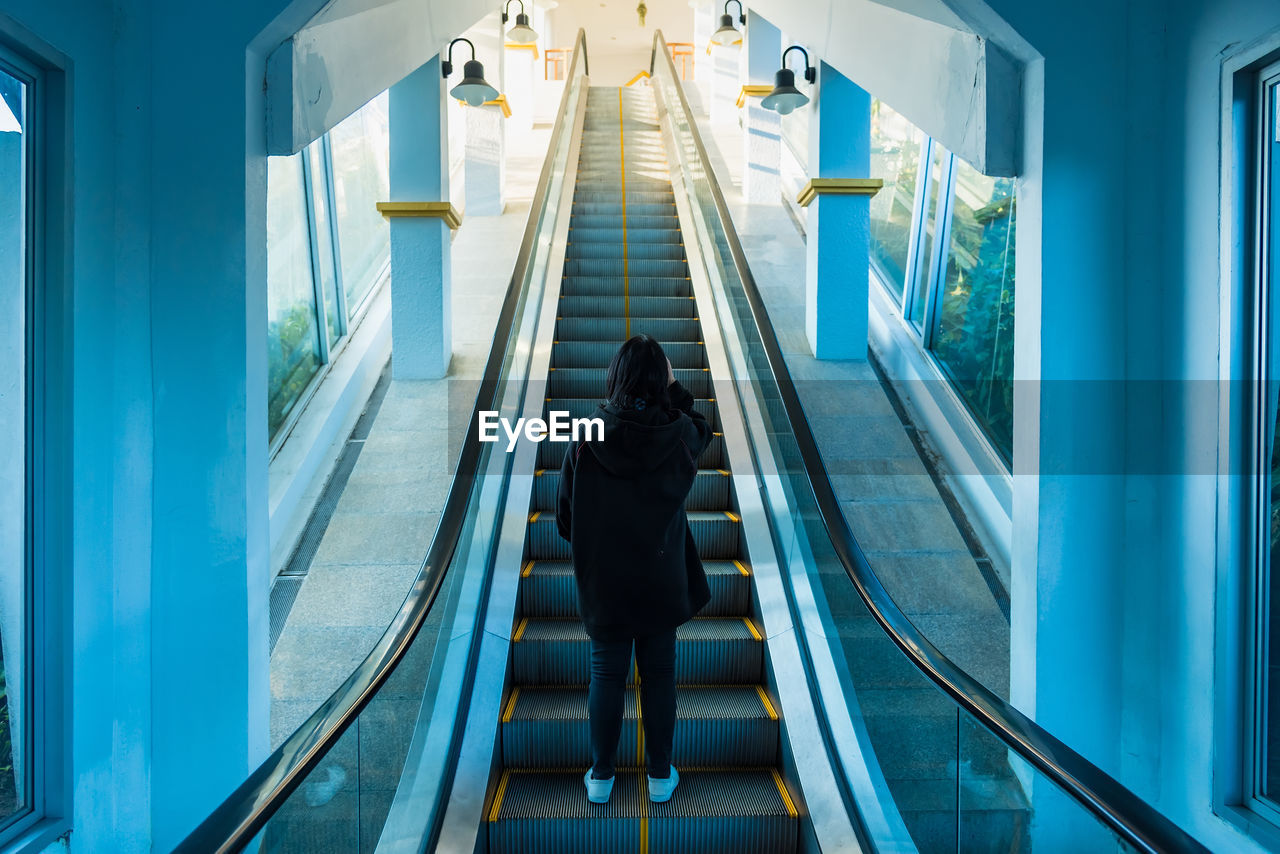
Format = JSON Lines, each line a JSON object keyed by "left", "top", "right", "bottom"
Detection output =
{"left": 636, "top": 674, "right": 648, "bottom": 854}
{"left": 617, "top": 87, "right": 631, "bottom": 339}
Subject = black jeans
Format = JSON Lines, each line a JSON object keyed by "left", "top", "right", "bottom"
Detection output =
{"left": 588, "top": 629, "right": 677, "bottom": 779}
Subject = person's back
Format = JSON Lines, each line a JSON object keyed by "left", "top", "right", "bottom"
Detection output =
{"left": 555, "top": 334, "right": 714, "bottom": 805}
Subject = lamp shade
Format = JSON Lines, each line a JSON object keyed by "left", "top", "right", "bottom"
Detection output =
{"left": 451, "top": 59, "right": 499, "bottom": 107}
{"left": 507, "top": 12, "right": 538, "bottom": 44}
{"left": 711, "top": 14, "right": 740, "bottom": 46}
{"left": 761, "top": 68, "right": 809, "bottom": 115}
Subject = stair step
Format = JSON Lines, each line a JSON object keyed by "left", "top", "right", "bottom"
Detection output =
{"left": 568, "top": 243, "right": 686, "bottom": 261}
{"left": 538, "top": 420, "right": 724, "bottom": 468}
{"left": 525, "top": 510, "right": 741, "bottom": 561}
{"left": 546, "top": 365, "right": 710, "bottom": 404}
{"left": 554, "top": 316, "right": 701, "bottom": 342}
{"left": 487, "top": 769, "right": 797, "bottom": 854}
{"left": 564, "top": 258, "right": 689, "bottom": 278}
{"left": 519, "top": 559, "right": 749, "bottom": 618}
{"left": 531, "top": 467, "right": 730, "bottom": 511}
{"left": 501, "top": 685, "right": 779, "bottom": 768}
{"left": 512, "top": 617, "right": 763, "bottom": 685}
{"left": 557, "top": 294, "right": 699, "bottom": 321}
{"left": 550, "top": 340, "right": 703, "bottom": 368}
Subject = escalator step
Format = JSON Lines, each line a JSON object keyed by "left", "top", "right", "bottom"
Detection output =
{"left": 525, "top": 510, "right": 740, "bottom": 561}
{"left": 488, "top": 769, "right": 796, "bottom": 854}
{"left": 558, "top": 295, "right": 698, "bottom": 320}
{"left": 519, "top": 560, "right": 750, "bottom": 618}
{"left": 550, "top": 339, "right": 703, "bottom": 368}
{"left": 547, "top": 366, "right": 709, "bottom": 398}
{"left": 558, "top": 276, "right": 693, "bottom": 299}
{"left": 501, "top": 686, "right": 779, "bottom": 768}
{"left": 564, "top": 258, "right": 690, "bottom": 278}
{"left": 512, "top": 617, "right": 763, "bottom": 684}
{"left": 531, "top": 467, "right": 731, "bottom": 511}
{"left": 568, "top": 243, "right": 686, "bottom": 261}
{"left": 554, "top": 316, "right": 701, "bottom": 341}
{"left": 538, "top": 427, "right": 724, "bottom": 468}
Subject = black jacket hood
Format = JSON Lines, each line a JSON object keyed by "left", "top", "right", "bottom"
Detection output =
{"left": 583, "top": 400, "right": 701, "bottom": 479}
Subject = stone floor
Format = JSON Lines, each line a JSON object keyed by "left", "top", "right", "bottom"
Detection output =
{"left": 694, "top": 110, "right": 1011, "bottom": 699}
{"left": 269, "top": 127, "right": 552, "bottom": 747}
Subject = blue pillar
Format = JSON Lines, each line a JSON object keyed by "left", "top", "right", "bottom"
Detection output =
{"left": 805, "top": 61, "right": 871, "bottom": 360}
{"left": 742, "top": 11, "right": 782, "bottom": 204}
{"left": 389, "top": 58, "right": 452, "bottom": 379}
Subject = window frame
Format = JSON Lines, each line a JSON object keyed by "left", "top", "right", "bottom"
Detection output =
{"left": 1245, "top": 56, "right": 1280, "bottom": 831}
{"left": 0, "top": 21, "right": 72, "bottom": 851}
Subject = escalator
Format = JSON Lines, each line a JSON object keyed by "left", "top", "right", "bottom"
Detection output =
{"left": 485, "top": 85, "right": 796, "bottom": 853}
{"left": 178, "top": 28, "right": 1209, "bottom": 854}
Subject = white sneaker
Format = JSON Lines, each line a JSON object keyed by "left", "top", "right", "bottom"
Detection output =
{"left": 647, "top": 766, "right": 679, "bottom": 803}
{"left": 584, "top": 770, "right": 615, "bottom": 804}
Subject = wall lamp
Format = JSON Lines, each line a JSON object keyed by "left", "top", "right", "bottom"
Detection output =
{"left": 442, "top": 37, "right": 500, "bottom": 107}
{"left": 710, "top": 0, "right": 744, "bottom": 46}
{"left": 502, "top": 0, "right": 539, "bottom": 44}
{"left": 762, "top": 45, "right": 815, "bottom": 115}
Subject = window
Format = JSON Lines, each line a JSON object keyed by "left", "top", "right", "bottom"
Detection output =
{"left": 866, "top": 98, "right": 1018, "bottom": 467}
{"left": 1251, "top": 60, "right": 1280, "bottom": 824}
{"left": 869, "top": 100, "right": 924, "bottom": 297}
{"left": 930, "top": 161, "right": 1016, "bottom": 462}
{"left": 266, "top": 153, "right": 323, "bottom": 439}
{"left": 329, "top": 94, "right": 390, "bottom": 315}
{"left": 0, "top": 56, "right": 32, "bottom": 833}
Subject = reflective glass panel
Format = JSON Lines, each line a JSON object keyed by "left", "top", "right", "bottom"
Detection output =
{"left": 929, "top": 158, "right": 1016, "bottom": 463}
{"left": 1262, "top": 75, "right": 1280, "bottom": 812}
{"left": 869, "top": 100, "right": 924, "bottom": 298}
{"left": 0, "top": 63, "right": 28, "bottom": 828}
{"left": 267, "top": 153, "right": 323, "bottom": 439}
{"left": 909, "top": 143, "right": 947, "bottom": 327}
{"left": 329, "top": 93, "right": 390, "bottom": 315}
{"left": 307, "top": 143, "right": 343, "bottom": 348}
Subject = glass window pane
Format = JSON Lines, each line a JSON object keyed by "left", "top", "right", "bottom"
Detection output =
{"left": 909, "top": 143, "right": 947, "bottom": 327}
{"left": 307, "top": 143, "right": 343, "bottom": 347}
{"left": 267, "top": 153, "right": 323, "bottom": 440}
{"left": 1262, "top": 75, "right": 1280, "bottom": 812}
{"left": 329, "top": 93, "right": 390, "bottom": 316}
{"left": 0, "top": 63, "right": 29, "bottom": 827}
{"left": 869, "top": 100, "right": 924, "bottom": 297}
{"left": 928, "top": 157, "right": 1017, "bottom": 463}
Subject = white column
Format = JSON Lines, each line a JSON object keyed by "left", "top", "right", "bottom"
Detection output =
{"left": 389, "top": 58, "right": 453, "bottom": 379}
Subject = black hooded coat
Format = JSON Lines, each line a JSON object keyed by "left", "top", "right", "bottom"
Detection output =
{"left": 556, "top": 380, "right": 714, "bottom": 641}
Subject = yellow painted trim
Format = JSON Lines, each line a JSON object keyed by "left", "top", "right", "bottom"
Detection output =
{"left": 796, "top": 177, "right": 885, "bottom": 208}
{"left": 735, "top": 84, "right": 773, "bottom": 108}
{"left": 455, "top": 92, "right": 513, "bottom": 118}
{"left": 513, "top": 617, "right": 528, "bottom": 642}
{"left": 376, "top": 201, "right": 463, "bottom": 229}
{"left": 505, "top": 42, "right": 540, "bottom": 60}
{"left": 732, "top": 559, "right": 750, "bottom": 577}
{"left": 521, "top": 560, "right": 536, "bottom": 577}
{"left": 488, "top": 770, "right": 511, "bottom": 821}
{"left": 529, "top": 511, "right": 542, "bottom": 523}
{"left": 772, "top": 768, "right": 800, "bottom": 818}
{"left": 724, "top": 510, "right": 740, "bottom": 522}
{"left": 617, "top": 88, "right": 631, "bottom": 339}
{"left": 535, "top": 468, "right": 546, "bottom": 476}
{"left": 716, "top": 469, "right": 731, "bottom": 476}
{"left": 625, "top": 70, "right": 651, "bottom": 87}
{"left": 743, "top": 617, "right": 763, "bottom": 641}
{"left": 756, "top": 686, "right": 780, "bottom": 721}
{"left": 502, "top": 687, "right": 521, "bottom": 722}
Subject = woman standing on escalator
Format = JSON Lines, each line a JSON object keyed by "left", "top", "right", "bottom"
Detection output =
{"left": 556, "top": 333, "right": 714, "bottom": 806}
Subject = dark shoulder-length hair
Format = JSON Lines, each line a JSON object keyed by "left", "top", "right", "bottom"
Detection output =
{"left": 605, "top": 334, "right": 671, "bottom": 412}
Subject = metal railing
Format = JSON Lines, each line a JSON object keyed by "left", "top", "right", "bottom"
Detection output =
{"left": 175, "top": 28, "right": 589, "bottom": 854}
{"left": 649, "top": 29, "right": 1207, "bottom": 854}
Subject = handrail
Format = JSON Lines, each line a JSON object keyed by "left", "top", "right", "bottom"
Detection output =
{"left": 649, "top": 30, "right": 1208, "bottom": 854}
{"left": 175, "top": 28, "right": 590, "bottom": 854}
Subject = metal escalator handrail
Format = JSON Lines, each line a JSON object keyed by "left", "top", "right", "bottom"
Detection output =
{"left": 648, "top": 31, "right": 1208, "bottom": 854}
{"left": 175, "top": 29, "right": 590, "bottom": 854}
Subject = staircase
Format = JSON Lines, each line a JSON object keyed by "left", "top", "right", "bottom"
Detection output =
{"left": 483, "top": 86, "right": 799, "bottom": 854}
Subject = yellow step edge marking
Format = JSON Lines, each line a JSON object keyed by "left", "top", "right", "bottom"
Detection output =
{"left": 617, "top": 88, "right": 631, "bottom": 339}
{"left": 732, "top": 559, "right": 750, "bottom": 577}
{"left": 535, "top": 469, "right": 546, "bottom": 476}
{"left": 716, "top": 469, "right": 731, "bottom": 476}
{"left": 755, "top": 686, "right": 779, "bottom": 721}
{"left": 513, "top": 617, "right": 529, "bottom": 641}
{"left": 529, "top": 511, "right": 542, "bottom": 523}
{"left": 521, "top": 560, "right": 536, "bottom": 577}
{"left": 489, "top": 769, "right": 511, "bottom": 821}
{"left": 502, "top": 687, "right": 521, "bottom": 722}
{"left": 771, "top": 768, "right": 799, "bottom": 818}
{"left": 724, "top": 510, "right": 740, "bottom": 522}
{"left": 743, "top": 617, "right": 762, "bottom": 641}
